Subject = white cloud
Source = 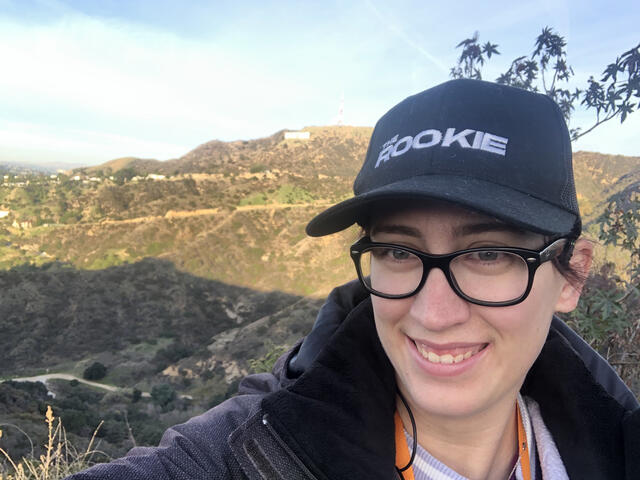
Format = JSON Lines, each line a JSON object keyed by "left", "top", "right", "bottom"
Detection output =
{"left": 0, "top": 120, "right": 190, "bottom": 161}
{"left": 0, "top": 14, "right": 314, "bottom": 157}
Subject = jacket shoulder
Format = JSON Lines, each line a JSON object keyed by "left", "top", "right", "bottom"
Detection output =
{"left": 65, "top": 394, "right": 262, "bottom": 480}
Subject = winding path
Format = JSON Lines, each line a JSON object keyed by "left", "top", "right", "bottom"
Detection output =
{"left": 7, "top": 373, "right": 122, "bottom": 393}
{"left": 4, "top": 374, "right": 195, "bottom": 399}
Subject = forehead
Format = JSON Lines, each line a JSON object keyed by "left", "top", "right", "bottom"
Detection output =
{"left": 369, "top": 200, "right": 532, "bottom": 238}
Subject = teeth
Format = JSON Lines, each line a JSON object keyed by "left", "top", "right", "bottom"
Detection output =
{"left": 440, "top": 354, "right": 453, "bottom": 364}
{"left": 416, "top": 343, "right": 481, "bottom": 365}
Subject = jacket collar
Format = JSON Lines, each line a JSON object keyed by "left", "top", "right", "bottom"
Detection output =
{"left": 523, "top": 326, "right": 629, "bottom": 479}
{"left": 262, "top": 297, "right": 399, "bottom": 479}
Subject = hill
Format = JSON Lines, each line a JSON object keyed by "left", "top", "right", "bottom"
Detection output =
{"left": 76, "top": 126, "right": 372, "bottom": 178}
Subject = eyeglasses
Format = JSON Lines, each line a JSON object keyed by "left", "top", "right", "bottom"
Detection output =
{"left": 350, "top": 236, "right": 569, "bottom": 307}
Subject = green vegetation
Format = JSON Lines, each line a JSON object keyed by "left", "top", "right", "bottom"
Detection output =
{"left": 83, "top": 363, "right": 107, "bottom": 381}
{"left": 248, "top": 343, "right": 288, "bottom": 374}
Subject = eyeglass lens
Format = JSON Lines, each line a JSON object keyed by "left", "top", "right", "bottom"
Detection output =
{"left": 358, "top": 247, "right": 530, "bottom": 303}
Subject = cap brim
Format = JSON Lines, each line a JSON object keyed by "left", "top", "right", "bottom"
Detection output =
{"left": 306, "top": 175, "right": 578, "bottom": 237}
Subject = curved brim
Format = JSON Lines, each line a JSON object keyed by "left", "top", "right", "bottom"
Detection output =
{"left": 306, "top": 175, "right": 578, "bottom": 237}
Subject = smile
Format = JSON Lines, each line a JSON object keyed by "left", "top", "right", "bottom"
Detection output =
{"left": 414, "top": 341, "right": 487, "bottom": 365}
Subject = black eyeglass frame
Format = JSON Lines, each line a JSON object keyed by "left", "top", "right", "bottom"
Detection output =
{"left": 350, "top": 236, "right": 570, "bottom": 307}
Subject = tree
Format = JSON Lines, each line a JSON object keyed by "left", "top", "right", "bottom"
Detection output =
{"left": 113, "top": 167, "right": 136, "bottom": 186}
{"left": 83, "top": 361, "right": 107, "bottom": 381}
{"left": 150, "top": 384, "right": 176, "bottom": 409}
{"left": 451, "top": 28, "right": 639, "bottom": 140}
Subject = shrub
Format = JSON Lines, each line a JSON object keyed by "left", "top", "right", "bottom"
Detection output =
{"left": 83, "top": 362, "right": 107, "bottom": 381}
{"left": 249, "top": 163, "right": 267, "bottom": 174}
{"left": 150, "top": 384, "right": 176, "bottom": 409}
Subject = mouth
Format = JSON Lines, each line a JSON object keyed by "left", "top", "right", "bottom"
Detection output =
{"left": 413, "top": 340, "right": 488, "bottom": 365}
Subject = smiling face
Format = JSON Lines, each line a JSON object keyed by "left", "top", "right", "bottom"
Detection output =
{"left": 369, "top": 202, "right": 581, "bottom": 420}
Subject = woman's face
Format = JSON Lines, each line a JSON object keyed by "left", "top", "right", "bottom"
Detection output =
{"left": 370, "top": 203, "right": 579, "bottom": 419}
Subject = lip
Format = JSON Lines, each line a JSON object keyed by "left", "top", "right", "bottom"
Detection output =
{"left": 406, "top": 336, "right": 489, "bottom": 378}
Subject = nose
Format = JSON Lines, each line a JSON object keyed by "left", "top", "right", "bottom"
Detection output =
{"left": 408, "top": 267, "right": 470, "bottom": 331}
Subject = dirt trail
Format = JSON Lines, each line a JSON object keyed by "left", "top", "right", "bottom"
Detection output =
{"left": 41, "top": 202, "right": 333, "bottom": 229}
{"left": 7, "top": 373, "right": 119, "bottom": 392}
{"left": 7, "top": 373, "right": 191, "bottom": 399}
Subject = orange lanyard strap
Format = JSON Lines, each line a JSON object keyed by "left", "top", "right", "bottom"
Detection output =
{"left": 517, "top": 403, "right": 532, "bottom": 480}
{"left": 394, "top": 411, "right": 415, "bottom": 480}
{"left": 394, "top": 405, "right": 532, "bottom": 480}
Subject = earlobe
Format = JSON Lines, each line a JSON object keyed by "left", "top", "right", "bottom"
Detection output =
{"left": 555, "top": 238, "right": 594, "bottom": 313}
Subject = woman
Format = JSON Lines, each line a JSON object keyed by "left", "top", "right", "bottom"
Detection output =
{"left": 68, "top": 80, "right": 639, "bottom": 480}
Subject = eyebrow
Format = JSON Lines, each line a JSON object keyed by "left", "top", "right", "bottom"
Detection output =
{"left": 370, "top": 224, "right": 422, "bottom": 238}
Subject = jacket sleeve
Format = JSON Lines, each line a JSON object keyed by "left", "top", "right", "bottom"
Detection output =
{"left": 64, "top": 395, "right": 259, "bottom": 480}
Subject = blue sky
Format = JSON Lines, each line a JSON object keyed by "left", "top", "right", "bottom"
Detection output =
{"left": 0, "top": 0, "right": 638, "bottom": 167}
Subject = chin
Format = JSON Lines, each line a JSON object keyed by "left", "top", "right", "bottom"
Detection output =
{"left": 402, "top": 380, "right": 497, "bottom": 419}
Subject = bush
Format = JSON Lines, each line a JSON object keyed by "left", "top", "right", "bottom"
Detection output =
{"left": 249, "top": 163, "right": 267, "bottom": 174}
{"left": 150, "top": 384, "right": 176, "bottom": 409}
{"left": 131, "top": 388, "right": 142, "bottom": 403}
{"left": 83, "top": 362, "right": 107, "bottom": 381}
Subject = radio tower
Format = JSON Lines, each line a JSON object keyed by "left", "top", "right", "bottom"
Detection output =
{"left": 336, "top": 92, "right": 344, "bottom": 126}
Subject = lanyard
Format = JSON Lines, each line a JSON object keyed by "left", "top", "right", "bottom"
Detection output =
{"left": 394, "top": 405, "right": 531, "bottom": 480}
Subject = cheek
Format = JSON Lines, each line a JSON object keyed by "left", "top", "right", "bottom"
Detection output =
{"left": 371, "top": 296, "right": 406, "bottom": 326}
{"left": 371, "top": 296, "right": 410, "bottom": 349}
{"left": 489, "top": 273, "right": 562, "bottom": 358}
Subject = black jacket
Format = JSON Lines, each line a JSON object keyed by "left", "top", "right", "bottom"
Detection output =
{"left": 68, "top": 281, "right": 640, "bottom": 480}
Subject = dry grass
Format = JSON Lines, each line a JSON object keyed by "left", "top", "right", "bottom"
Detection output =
{"left": 0, "top": 407, "right": 106, "bottom": 480}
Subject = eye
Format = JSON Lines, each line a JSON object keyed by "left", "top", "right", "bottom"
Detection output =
{"left": 476, "top": 251, "right": 500, "bottom": 262}
{"left": 390, "top": 249, "right": 411, "bottom": 260}
{"left": 369, "top": 247, "right": 417, "bottom": 264}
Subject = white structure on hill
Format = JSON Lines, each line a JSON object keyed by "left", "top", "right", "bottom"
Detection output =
{"left": 284, "top": 131, "right": 310, "bottom": 140}
{"left": 336, "top": 93, "right": 344, "bottom": 126}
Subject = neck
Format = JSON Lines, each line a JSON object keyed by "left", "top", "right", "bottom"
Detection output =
{"left": 398, "top": 392, "right": 519, "bottom": 480}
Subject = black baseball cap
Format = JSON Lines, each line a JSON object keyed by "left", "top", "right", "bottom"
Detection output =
{"left": 306, "top": 79, "right": 581, "bottom": 238}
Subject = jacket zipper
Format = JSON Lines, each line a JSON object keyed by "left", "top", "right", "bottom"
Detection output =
{"left": 261, "top": 414, "right": 321, "bottom": 480}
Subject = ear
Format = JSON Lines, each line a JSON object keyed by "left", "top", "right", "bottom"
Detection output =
{"left": 555, "top": 238, "right": 594, "bottom": 313}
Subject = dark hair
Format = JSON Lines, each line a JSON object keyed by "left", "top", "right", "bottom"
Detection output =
{"left": 552, "top": 237, "right": 590, "bottom": 289}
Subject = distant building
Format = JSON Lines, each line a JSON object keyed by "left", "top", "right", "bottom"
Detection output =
{"left": 147, "top": 174, "right": 166, "bottom": 180}
{"left": 284, "top": 131, "right": 310, "bottom": 140}
{"left": 0, "top": 210, "right": 9, "bottom": 219}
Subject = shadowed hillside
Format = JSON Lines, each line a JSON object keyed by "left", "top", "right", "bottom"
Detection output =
{"left": 0, "top": 259, "right": 319, "bottom": 379}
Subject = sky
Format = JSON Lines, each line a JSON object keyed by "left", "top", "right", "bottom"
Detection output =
{"left": 0, "top": 0, "right": 638, "bottom": 168}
